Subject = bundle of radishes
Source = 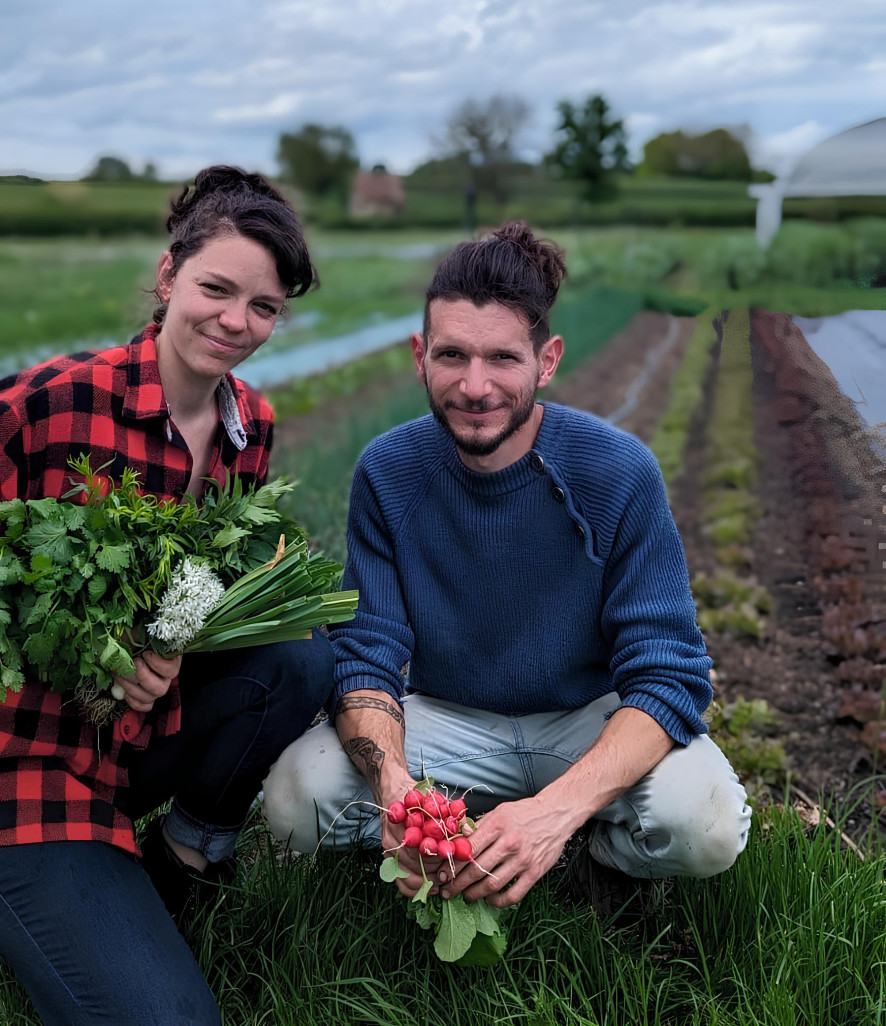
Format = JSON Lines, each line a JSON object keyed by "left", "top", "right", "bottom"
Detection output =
{"left": 386, "top": 787, "right": 473, "bottom": 866}
{"left": 379, "top": 779, "right": 509, "bottom": 965}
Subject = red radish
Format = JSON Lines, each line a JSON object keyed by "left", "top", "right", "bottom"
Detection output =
{"left": 386, "top": 800, "right": 407, "bottom": 824}
{"left": 403, "top": 827, "right": 423, "bottom": 848}
{"left": 403, "top": 789, "right": 424, "bottom": 810}
{"left": 422, "top": 818, "right": 445, "bottom": 842}
{"left": 419, "top": 836, "right": 439, "bottom": 857}
{"left": 422, "top": 793, "right": 449, "bottom": 818}
{"left": 452, "top": 837, "right": 472, "bottom": 862}
{"left": 448, "top": 798, "right": 467, "bottom": 820}
{"left": 442, "top": 815, "right": 460, "bottom": 837}
{"left": 406, "top": 811, "right": 424, "bottom": 831}
{"left": 436, "top": 839, "right": 456, "bottom": 860}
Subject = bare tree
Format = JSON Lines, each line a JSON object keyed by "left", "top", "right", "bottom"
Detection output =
{"left": 438, "top": 94, "right": 531, "bottom": 204}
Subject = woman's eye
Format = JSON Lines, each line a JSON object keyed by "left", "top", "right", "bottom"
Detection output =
{"left": 255, "top": 303, "right": 279, "bottom": 316}
{"left": 202, "top": 282, "right": 225, "bottom": 294}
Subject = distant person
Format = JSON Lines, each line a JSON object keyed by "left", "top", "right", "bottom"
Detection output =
{"left": 264, "top": 222, "right": 751, "bottom": 914}
{"left": 0, "top": 167, "right": 333, "bottom": 1024}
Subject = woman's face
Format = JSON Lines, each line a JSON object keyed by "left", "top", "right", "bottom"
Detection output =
{"left": 155, "top": 232, "right": 287, "bottom": 381}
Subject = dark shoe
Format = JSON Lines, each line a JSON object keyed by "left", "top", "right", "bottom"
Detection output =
{"left": 139, "top": 815, "right": 236, "bottom": 926}
{"left": 565, "top": 836, "right": 655, "bottom": 926}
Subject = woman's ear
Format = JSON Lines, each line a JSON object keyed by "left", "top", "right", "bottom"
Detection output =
{"left": 155, "top": 251, "right": 175, "bottom": 303}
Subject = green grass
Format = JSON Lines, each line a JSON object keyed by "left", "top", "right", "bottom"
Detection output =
{"left": 0, "top": 237, "right": 159, "bottom": 357}
{"left": 2, "top": 804, "right": 883, "bottom": 1024}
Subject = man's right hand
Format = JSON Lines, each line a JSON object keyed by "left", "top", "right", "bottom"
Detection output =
{"left": 333, "top": 690, "right": 440, "bottom": 896}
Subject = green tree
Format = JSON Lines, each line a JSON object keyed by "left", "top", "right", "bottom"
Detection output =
{"left": 83, "top": 155, "right": 134, "bottom": 182}
{"left": 545, "top": 95, "right": 630, "bottom": 202}
{"left": 438, "top": 94, "right": 530, "bottom": 204}
{"left": 277, "top": 124, "right": 359, "bottom": 199}
{"left": 640, "top": 129, "right": 753, "bottom": 180}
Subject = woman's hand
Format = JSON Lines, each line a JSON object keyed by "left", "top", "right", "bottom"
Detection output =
{"left": 113, "top": 650, "right": 182, "bottom": 713}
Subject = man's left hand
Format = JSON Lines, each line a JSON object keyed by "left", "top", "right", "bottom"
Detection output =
{"left": 437, "top": 796, "right": 573, "bottom": 908}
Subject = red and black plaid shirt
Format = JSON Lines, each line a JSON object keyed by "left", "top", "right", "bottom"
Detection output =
{"left": 0, "top": 324, "right": 274, "bottom": 853}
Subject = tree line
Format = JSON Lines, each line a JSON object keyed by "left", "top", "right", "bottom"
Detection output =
{"left": 80, "top": 93, "right": 767, "bottom": 208}
{"left": 275, "top": 94, "right": 766, "bottom": 209}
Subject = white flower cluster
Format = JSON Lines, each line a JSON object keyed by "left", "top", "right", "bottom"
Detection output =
{"left": 147, "top": 557, "right": 226, "bottom": 652}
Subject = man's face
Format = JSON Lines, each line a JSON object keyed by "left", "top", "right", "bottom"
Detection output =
{"left": 412, "top": 299, "right": 562, "bottom": 469}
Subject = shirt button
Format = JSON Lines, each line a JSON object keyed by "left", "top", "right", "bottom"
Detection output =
{"left": 529, "top": 454, "right": 545, "bottom": 473}
{"left": 552, "top": 486, "right": 566, "bottom": 503}
{"left": 120, "top": 711, "right": 139, "bottom": 740}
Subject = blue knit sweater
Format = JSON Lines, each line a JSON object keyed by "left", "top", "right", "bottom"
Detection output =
{"left": 329, "top": 402, "right": 712, "bottom": 745}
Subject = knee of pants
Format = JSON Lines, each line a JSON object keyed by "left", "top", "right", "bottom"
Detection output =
{"left": 230, "top": 634, "right": 335, "bottom": 762}
{"left": 262, "top": 727, "right": 355, "bottom": 852}
{"left": 252, "top": 632, "right": 335, "bottom": 714}
{"left": 671, "top": 789, "right": 751, "bottom": 879}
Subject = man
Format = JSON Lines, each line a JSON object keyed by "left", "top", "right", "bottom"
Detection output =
{"left": 264, "top": 222, "right": 750, "bottom": 910}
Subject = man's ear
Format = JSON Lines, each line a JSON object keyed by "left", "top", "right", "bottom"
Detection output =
{"left": 155, "top": 251, "right": 175, "bottom": 303}
{"left": 537, "top": 335, "right": 564, "bottom": 388}
{"left": 410, "top": 332, "right": 427, "bottom": 381}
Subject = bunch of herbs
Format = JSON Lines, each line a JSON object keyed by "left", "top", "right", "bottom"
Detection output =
{"left": 0, "top": 455, "right": 357, "bottom": 715}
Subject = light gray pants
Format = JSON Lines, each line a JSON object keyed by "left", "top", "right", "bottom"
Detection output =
{"left": 263, "top": 692, "right": 752, "bottom": 879}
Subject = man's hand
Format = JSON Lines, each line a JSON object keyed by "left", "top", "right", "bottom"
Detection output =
{"left": 437, "top": 796, "right": 572, "bottom": 908}
{"left": 439, "top": 707, "right": 675, "bottom": 907}
{"left": 113, "top": 650, "right": 181, "bottom": 713}
{"left": 333, "top": 690, "right": 432, "bottom": 896}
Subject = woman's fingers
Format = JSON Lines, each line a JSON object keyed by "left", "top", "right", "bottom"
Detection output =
{"left": 113, "top": 653, "right": 179, "bottom": 712}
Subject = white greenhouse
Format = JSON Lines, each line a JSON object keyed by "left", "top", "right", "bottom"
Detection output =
{"left": 749, "top": 118, "right": 886, "bottom": 246}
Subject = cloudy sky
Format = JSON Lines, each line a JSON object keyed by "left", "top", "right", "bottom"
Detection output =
{"left": 2, "top": 0, "right": 884, "bottom": 181}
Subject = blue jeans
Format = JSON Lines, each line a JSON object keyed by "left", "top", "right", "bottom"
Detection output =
{"left": 264, "top": 691, "right": 751, "bottom": 879}
{"left": 0, "top": 634, "right": 333, "bottom": 1025}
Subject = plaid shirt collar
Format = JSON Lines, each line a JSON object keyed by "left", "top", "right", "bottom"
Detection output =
{"left": 123, "top": 324, "right": 255, "bottom": 453}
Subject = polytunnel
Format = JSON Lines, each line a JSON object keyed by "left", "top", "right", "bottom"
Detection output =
{"left": 749, "top": 117, "right": 886, "bottom": 246}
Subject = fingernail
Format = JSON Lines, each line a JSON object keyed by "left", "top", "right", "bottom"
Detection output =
{"left": 441, "top": 890, "right": 450, "bottom": 900}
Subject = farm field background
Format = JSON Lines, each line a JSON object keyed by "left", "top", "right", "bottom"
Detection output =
{"left": 1, "top": 211, "right": 886, "bottom": 1023}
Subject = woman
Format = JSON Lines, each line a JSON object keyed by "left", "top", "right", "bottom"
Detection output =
{"left": 0, "top": 167, "right": 332, "bottom": 1024}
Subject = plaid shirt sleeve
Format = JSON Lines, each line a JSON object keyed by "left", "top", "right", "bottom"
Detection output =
{"left": 0, "top": 326, "right": 274, "bottom": 854}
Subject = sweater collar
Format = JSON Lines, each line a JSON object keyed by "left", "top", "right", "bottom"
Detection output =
{"left": 436, "top": 401, "right": 564, "bottom": 495}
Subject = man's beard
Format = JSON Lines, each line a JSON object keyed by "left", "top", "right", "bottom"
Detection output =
{"left": 428, "top": 385, "right": 538, "bottom": 458}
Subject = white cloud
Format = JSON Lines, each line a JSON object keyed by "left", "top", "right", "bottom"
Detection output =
{"left": 214, "top": 94, "right": 306, "bottom": 125}
{"left": 1, "top": 0, "right": 883, "bottom": 179}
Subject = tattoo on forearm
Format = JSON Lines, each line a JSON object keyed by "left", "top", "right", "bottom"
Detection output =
{"left": 344, "top": 737, "right": 386, "bottom": 790}
{"left": 337, "top": 695, "right": 405, "bottom": 729}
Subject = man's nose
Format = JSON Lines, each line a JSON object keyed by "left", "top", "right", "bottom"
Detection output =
{"left": 459, "top": 358, "right": 492, "bottom": 399}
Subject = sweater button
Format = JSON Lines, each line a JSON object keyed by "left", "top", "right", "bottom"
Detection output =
{"left": 552, "top": 486, "right": 565, "bottom": 503}
{"left": 529, "top": 454, "right": 544, "bottom": 473}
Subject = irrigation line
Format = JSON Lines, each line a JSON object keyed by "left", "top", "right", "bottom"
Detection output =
{"left": 606, "top": 314, "right": 681, "bottom": 428}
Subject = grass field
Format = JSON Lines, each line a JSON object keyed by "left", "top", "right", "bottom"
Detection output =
{"left": 5, "top": 175, "right": 886, "bottom": 237}
{"left": 1, "top": 803, "right": 883, "bottom": 1025}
